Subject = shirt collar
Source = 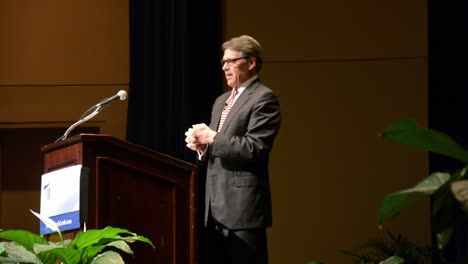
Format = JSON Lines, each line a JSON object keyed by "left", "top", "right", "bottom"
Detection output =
{"left": 236, "top": 75, "right": 258, "bottom": 93}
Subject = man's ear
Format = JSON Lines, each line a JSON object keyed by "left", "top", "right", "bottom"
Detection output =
{"left": 248, "top": 57, "right": 257, "bottom": 71}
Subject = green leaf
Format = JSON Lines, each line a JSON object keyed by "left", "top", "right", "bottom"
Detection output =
{"left": 115, "top": 235, "right": 154, "bottom": 248}
{"left": 71, "top": 227, "right": 134, "bottom": 249}
{"left": 80, "top": 245, "right": 107, "bottom": 263}
{"left": 0, "top": 229, "right": 48, "bottom": 252}
{"left": 0, "top": 242, "right": 43, "bottom": 264}
{"left": 106, "top": 240, "right": 133, "bottom": 255}
{"left": 451, "top": 179, "right": 468, "bottom": 210}
{"left": 381, "top": 119, "right": 468, "bottom": 163}
{"left": 33, "top": 241, "right": 68, "bottom": 264}
{"left": 33, "top": 240, "right": 68, "bottom": 255}
{"left": 71, "top": 227, "right": 154, "bottom": 249}
{"left": 430, "top": 168, "right": 468, "bottom": 236}
{"left": 90, "top": 251, "right": 125, "bottom": 264}
{"left": 377, "top": 172, "right": 451, "bottom": 225}
{"left": 427, "top": 168, "right": 468, "bottom": 251}
{"left": 0, "top": 242, "right": 5, "bottom": 255}
{"left": 378, "top": 256, "right": 404, "bottom": 264}
{"left": 77, "top": 241, "right": 135, "bottom": 263}
{"left": 43, "top": 247, "right": 81, "bottom": 264}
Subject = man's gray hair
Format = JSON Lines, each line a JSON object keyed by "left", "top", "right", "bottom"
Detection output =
{"left": 222, "top": 35, "right": 263, "bottom": 73}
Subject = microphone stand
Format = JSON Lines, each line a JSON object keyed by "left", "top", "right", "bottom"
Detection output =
{"left": 55, "top": 90, "right": 127, "bottom": 142}
{"left": 55, "top": 105, "right": 104, "bottom": 142}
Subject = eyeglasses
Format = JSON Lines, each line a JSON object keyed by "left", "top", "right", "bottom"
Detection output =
{"left": 220, "top": 57, "right": 248, "bottom": 67}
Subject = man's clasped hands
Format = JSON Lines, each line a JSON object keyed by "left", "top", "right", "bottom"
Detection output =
{"left": 184, "top": 123, "right": 217, "bottom": 152}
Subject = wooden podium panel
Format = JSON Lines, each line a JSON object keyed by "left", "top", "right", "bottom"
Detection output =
{"left": 41, "top": 134, "right": 197, "bottom": 264}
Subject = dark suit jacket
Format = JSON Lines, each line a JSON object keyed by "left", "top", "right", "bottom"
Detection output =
{"left": 204, "top": 79, "right": 281, "bottom": 230}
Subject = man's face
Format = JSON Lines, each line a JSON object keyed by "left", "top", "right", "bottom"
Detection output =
{"left": 221, "top": 49, "right": 254, "bottom": 88}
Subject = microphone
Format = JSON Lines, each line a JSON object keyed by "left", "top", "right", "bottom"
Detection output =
{"left": 96, "top": 90, "right": 128, "bottom": 108}
{"left": 55, "top": 90, "right": 128, "bottom": 142}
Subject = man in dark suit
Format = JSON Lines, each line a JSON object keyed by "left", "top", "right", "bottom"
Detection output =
{"left": 185, "top": 35, "right": 281, "bottom": 264}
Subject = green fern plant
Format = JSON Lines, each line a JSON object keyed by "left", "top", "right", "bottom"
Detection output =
{"left": 341, "top": 231, "right": 431, "bottom": 264}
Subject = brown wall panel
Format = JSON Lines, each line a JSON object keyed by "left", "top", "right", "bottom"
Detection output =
{"left": 0, "top": 0, "right": 129, "bottom": 85}
{"left": 0, "top": 0, "right": 129, "bottom": 231}
{"left": 1, "top": 191, "right": 40, "bottom": 232}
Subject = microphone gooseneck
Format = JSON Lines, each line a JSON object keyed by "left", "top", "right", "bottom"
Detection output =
{"left": 55, "top": 90, "right": 128, "bottom": 142}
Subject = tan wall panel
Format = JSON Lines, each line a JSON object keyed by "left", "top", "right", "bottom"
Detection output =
{"left": 266, "top": 59, "right": 429, "bottom": 262}
{"left": 262, "top": 59, "right": 429, "bottom": 263}
{"left": 224, "top": 0, "right": 427, "bottom": 61}
{"left": 0, "top": 0, "right": 129, "bottom": 85}
{"left": 0, "top": 86, "right": 129, "bottom": 140}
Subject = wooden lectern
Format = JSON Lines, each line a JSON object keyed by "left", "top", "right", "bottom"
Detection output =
{"left": 41, "top": 134, "right": 198, "bottom": 264}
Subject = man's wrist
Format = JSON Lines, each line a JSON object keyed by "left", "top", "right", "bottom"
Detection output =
{"left": 209, "top": 131, "right": 217, "bottom": 143}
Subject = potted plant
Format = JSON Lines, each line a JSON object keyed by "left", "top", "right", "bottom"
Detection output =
{"left": 0, "top": 210, "right": 155, "bottom": 264}
{"left": 377, "top": 119, "right": 468, "bottom": 262}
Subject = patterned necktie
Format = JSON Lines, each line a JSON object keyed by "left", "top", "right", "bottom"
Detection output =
{"left": 217, "top": 88, "right": 238, "bottom": 132}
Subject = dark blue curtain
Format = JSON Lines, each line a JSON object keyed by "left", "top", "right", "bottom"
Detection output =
{"left": 429, "top": 0, "right": 468, "bottom": 262}
{"left": 126, "top": 0, "right": 222, "bottom": 162}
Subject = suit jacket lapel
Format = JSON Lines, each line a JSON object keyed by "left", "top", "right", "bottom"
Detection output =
{"left": 219, "top": 80, "right": 260, "bottom": 133}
